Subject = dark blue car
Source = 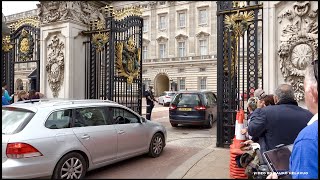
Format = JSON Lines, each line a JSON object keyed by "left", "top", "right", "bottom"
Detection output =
{"left": 169, "top": 90, "right": 217, "bottom": 128}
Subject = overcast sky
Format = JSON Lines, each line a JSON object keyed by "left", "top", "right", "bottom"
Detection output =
{"left": 2, "top": 1, "right": 39, "bottom": 16}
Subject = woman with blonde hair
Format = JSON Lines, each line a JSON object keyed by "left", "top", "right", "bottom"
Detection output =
{"left": 17, "top": 90, "right": 29, "bottom": 101}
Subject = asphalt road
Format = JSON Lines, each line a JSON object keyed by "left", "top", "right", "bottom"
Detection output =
{"left": 85, "top": 103, "right": 217, "bottom": 179}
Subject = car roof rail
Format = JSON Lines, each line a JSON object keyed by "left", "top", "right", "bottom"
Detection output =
{"left": 51, "top": 99, "right": 116, "bottom": 106}
{"left": 13, "top": 98, "right": 115, "bottom": 105}
{"left": 12, "top": 99, "right": 45, "bottom": 104}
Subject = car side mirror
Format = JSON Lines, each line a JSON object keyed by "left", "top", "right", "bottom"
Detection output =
{"left": 141, "top": 117, "right": 146, "bottom": 123}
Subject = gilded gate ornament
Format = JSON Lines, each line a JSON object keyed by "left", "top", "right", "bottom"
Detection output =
{"left": 46, "top": 35, "right": 65, "bottom": 98}
{"left": 18, "top": 29, "right": 34, "bottom": 61}
{"left": 225, "top": 10, "right": 254, "bottom": 38}
{"left": 2, "top": 36, "right": 13, "bottom": 52}
{"left": 113, "top": 6, "right": 142, "bottom": 21}
{"left": 224, "top": 10, "right": 254, "bottom": 78}
{"left": 115, "top": 36, "right": 141, "bottom": 84}
{"left": 277, "top": 1, "right": 318, "bottom": 101}
{"left": 11, "top": 17, "right": 39, "bottom": 31}
{"left": 92, "top": 32, "right": 109, "bottom": 52}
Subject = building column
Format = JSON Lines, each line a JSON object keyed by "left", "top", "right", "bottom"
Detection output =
{"left": 262, "top": 1, "right": 279, "bottom": 95}
{"left": 38, "top": 1, "right": 104, "bottom": 99}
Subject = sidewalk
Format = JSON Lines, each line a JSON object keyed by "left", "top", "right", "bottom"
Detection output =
{"left": 167, "top": 144, "right": 230, "bottom": 179}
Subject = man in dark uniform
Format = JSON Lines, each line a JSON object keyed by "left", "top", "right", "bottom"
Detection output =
{"left": 145, "top": 86, "right": 157, "bottom": 120}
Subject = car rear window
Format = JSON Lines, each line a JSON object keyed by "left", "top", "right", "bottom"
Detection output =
{"left": 172, "top": 93, "right": 201, "bottom": 107}
{"left": 167, "top": 93, "right": 175, "bottom": 96}
{"left": 2, "top": 107, "right": 35, "bottom": 134}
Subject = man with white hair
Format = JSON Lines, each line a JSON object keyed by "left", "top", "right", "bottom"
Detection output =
{"left": 289, "top": 60, "right": 318, "bottom": 179}
{"left": 267, "top": 60, "right": 318, "bottom": 179}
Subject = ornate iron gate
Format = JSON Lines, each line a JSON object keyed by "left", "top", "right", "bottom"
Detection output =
{"left": 216, "top": 1, "right": 263, "bottom": 147}
{"left": 83, "top": 5, "right": 143, "bottom": 115}
{"left": 2, "top": 18, "right": 40, "bottom": 98}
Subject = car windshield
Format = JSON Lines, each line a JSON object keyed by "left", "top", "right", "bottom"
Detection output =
{"left": 172, "top": 93, "right": 201, "bottom": 107}
{"left": 2, "top": 107, "right": 35, "bottom": 134}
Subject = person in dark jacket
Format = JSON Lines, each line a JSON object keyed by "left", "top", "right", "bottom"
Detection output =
{"left": 247, "top": 84, "right": 313, "bottom": 154}
{"left": 145, "top": 86, "right": 158, "bottom": 120}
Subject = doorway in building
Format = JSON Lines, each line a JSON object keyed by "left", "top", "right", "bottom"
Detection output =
{"left": 155, "top": 74, "right": 169, "bottom": 97}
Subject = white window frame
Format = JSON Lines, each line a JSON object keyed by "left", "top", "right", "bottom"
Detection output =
{"left": 159, "top": 15, "right": 167, "bottom": 30}
{"left": 198, "top": 9, "right": 207, "bottom": 25}
{"left": 159, "top": 43, "right": 166, "bottom": 58}
{"left": 199, "top": 77, "right": 207, "bottom": 90}
{"left": 199, "top": 39, "right": 208, "bottom": 56}
{"left": 178, "top": 41, "right": 186, "bottom": 57}
{"left": 178, "top": 12, "right": 186, "bottom": 28}
{"left": 143, "top": 18, "right": 148, "bottom": 32}
{"left": 179, "top": 78, "right": 186, "bottom": 90}
{"left": 142, "top": 46, "right": 148, "bottom": 60}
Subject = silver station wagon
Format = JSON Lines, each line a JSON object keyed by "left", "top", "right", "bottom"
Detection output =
{"left": 2, "top": 99, "right": 167, "bottom": 179}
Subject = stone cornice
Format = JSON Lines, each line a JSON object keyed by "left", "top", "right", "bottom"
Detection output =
{"left": 175, "top": 34, "right": 188, "bottom": 40}
{"left": 196, "top": 31, "right": 210, "bottom": 38}
{"left": 37, "top": 1, "right": 105, "bottom": 26}
{"left": 142, "top": 38, "right": 151, "bottom": 44}
{"left": 156, "top": 36, "right": 169, "bottom": 42}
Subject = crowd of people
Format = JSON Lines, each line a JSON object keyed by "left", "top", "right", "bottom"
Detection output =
{"left": 240, "top": 60, "right": 318, "bottom": 179}
{"left": 2, "top": 82, "right": 44, "bottom": 106}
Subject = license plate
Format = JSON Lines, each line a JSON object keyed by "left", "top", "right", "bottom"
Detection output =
{"left": 178, "top": 108, "right": 192, "bottom": 111}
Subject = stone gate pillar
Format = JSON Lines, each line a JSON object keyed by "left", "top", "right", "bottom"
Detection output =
{"left": 263, "top": 1, "right": 318, "bottom": 107}
{"left": 38, "top": 1, "right": 106, "bottom": 99}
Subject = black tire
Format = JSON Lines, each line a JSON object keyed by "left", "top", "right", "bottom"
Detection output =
{"left": 148, "top": 133, "right": 165, "bottom": 158}
{"left": 171, "top": 123, "right": 178, "bottom": 127}
{"left": 53, "top": 152, "right": 87, "bottom": 179}
{"left": 206, "top": 115, "right": 213, "bottom": 129}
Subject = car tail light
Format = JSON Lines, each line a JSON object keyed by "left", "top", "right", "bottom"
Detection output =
{"left": 6, "top": 143, "right": 43, "bottom": 159}
{"left": 195, "top": 105, "right": 206, "bottom": 111}
{"left": 165, "top": 96, "right": 170, "bottom": 98}
{"left": 169, "top": 105, "right": 177, "bottom": 110}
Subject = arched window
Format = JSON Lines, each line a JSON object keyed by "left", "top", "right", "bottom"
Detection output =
{"left": 15, "top": 78, "right": 23, "bottom": 91}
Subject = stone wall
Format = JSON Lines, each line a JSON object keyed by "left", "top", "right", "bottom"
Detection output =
{"left": 263, "top": 1, "right": 318, "bottom": 107}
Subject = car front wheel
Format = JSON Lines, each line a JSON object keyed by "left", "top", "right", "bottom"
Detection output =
{"left": 148, "top": 133, "right": 164, "bottom": 158}
{"left": 53, "top": 152, "right": 87, "bottom": 179}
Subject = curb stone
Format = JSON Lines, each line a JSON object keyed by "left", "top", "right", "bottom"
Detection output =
{"left": 166, "top": 144, "right": 216, "bottom": 179}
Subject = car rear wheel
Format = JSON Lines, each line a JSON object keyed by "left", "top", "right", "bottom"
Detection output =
{"left": 206, "top": 115, "right": 213, "bottom": 129}
{"left": 53, "top": 152, "right": 87, "bottom": 179}
{"left": 148, "top": 133, "right": 164, "bottom": 158}
{"left": 171, "top": 123, "right": 178, "bottom": 127}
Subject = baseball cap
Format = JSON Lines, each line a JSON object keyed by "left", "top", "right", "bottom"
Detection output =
{"left": 254, "top": 88, "right": 266, "bottom": 100}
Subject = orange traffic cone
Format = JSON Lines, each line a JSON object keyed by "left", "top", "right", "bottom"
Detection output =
{"left": 229, "top": 109, "right": 247, "bottom": 179}
{"left": 233, "top": 109, "right": 246, "bottom": 148}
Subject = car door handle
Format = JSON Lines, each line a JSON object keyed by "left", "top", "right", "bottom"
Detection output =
{"left": 118, "top": 130, "right": 125, "bottom": 134}
{"left": 81, "top": 134, "right": 90, "bottom": 139}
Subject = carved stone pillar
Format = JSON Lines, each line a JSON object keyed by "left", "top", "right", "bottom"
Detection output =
{"left": 38, "top": 1, "right": 105, "bottom": 98}
{"left": 263, "top": 1, "right": 318, "bottom": 107}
